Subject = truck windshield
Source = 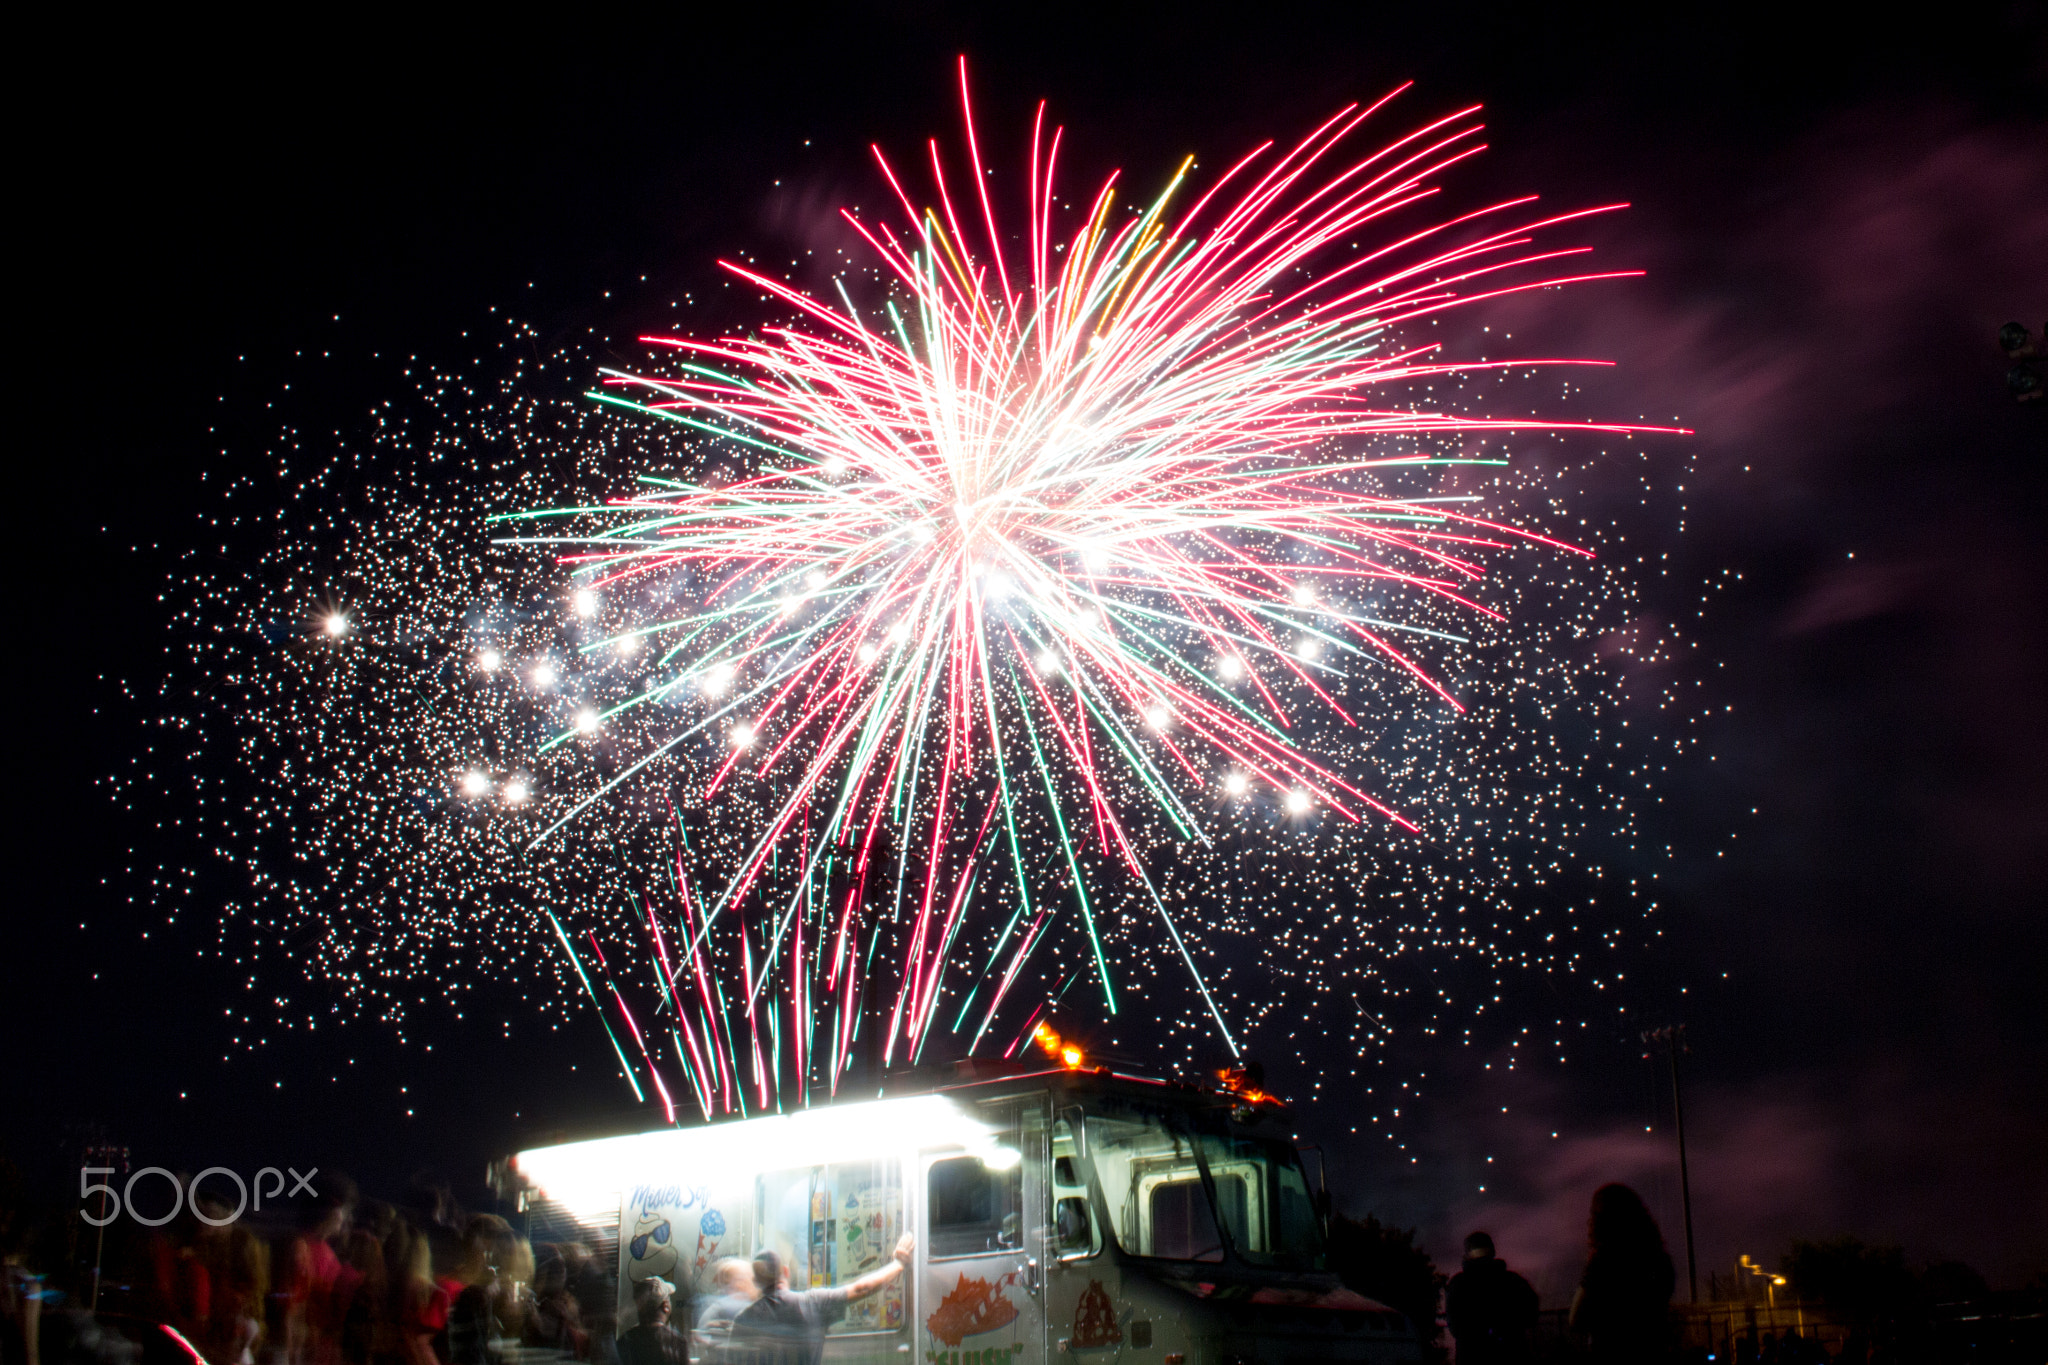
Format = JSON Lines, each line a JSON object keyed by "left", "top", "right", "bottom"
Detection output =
{"left": 1083, "top": 1098, "right": 1322, "bottom": 1270}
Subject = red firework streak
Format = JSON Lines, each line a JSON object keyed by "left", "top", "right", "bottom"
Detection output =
{"left": 509, "top": 59, "right": 1686, "bottom": 1116}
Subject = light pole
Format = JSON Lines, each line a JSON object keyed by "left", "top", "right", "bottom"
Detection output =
{"left": 1739, "top": 1256, "right": 1786, "bottom": 1310}
{"left": 1739, "top": 1254, "right": 1795, "bottom": 1337}
{"left": 1642, "top": 1025, "right": 1699, "bottom": 1303}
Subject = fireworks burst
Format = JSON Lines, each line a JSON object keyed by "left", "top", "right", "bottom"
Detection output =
{"left": 136, "top": 68, "right": 1694, "bottom": 1125}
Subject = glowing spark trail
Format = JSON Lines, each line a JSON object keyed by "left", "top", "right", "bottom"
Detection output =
{"left": 142, "top": 69, "right": 1698, "bottom": 1129}
{"left": 481, "top": 66, "right": 1679, "bottom": 1101}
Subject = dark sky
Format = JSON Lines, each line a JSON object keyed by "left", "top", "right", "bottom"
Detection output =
{"left": 15, "top": 4, "right": 2047, "bottom": 1300}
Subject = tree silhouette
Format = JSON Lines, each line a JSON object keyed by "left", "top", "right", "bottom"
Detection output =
{"left": 1326, "top": 1214, "right": 1444, "bottom": 1359}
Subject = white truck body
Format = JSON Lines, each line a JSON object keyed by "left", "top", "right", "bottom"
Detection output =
{"left": 513, "top": 1068, "right": 1419, "bottom": 1365}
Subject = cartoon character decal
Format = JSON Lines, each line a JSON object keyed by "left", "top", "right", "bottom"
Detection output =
{"left": 622, "top": 1185, "right": 710, "bottom": 1286}
{"left": 625, "top": 1208, "right": 679, "bottom": 1283}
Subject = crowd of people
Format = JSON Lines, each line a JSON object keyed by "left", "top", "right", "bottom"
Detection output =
{"left": 1, "top": 1171, "right": 618, "bottom": 1365}
{"left": 0, "top": 1166, "right": 1957, "bottom": 1365}
{"left": 0, "top": 1165, "right": 918, "bottom": 1365}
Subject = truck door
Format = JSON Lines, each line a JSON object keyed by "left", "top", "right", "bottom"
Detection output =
{"left": 917, "top": 1101, "right": 1045, "bottom": 1365}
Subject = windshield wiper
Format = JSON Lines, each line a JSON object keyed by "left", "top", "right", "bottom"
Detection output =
{"left": 1155, "top": 1105, "right": 1240, "bottom": 1265}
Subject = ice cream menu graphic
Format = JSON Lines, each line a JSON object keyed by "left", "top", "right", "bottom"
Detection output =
{"left": 837, "top": 1168, "right": 904, "bottom": 1331}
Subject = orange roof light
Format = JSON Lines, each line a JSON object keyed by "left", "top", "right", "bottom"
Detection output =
{"left": 1216, "top": 1062, "right": 1282, "bottom": 1108}
{"left": 1029, "top": 1020, "right": 1085, "bottom": 1069}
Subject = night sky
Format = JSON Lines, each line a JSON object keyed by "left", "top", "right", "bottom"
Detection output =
{"left": 15, "top": 5, "right": 2046, "bottom": 1303}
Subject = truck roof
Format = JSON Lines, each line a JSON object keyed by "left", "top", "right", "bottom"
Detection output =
{"left": 509, "top": 1059, "right": 1282, "bottom": 1224}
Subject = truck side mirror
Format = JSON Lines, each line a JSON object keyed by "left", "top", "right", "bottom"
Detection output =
{"left": 1056, "top": 1197, "right": 1093, "bottom": 1254}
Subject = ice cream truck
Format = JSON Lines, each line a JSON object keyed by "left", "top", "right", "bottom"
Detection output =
{"left": 509, "top": 1060, "right": 1421, "bottom": 1365}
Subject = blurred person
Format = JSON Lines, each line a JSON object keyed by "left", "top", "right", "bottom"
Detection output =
{"left": 191, "top": 1186, "right": 270, "bottom": 1365}
{"left": 144, "top": 1184, "right": 212, "bottom": 1350}
{"left": 1568, "top": 1183, "right": 1675, "bottom": 1364}
{"left": 355, "top": 1203, "right": 400, "bottom": 1250}
{"left": 561, "top": 1243, "right": 615, "bottom": 1365}
{"left": 528, "top": 1249, "right": 586, "bottom": 1357}
{"left": 336, "top": 1226, "right": 388, "bottom": 1365}
{"left": 383, "top": 1225, "right": 447, "bottom": 1365}
{"left": 691, "top": 1259, "right": 757, "bottom": 1360}
{"left": 1445, "top": 1231, "right": 1538, "bottom": 1363}
{"left": 728, "top": 1236, "right": 911, "bottom": 1365}
{"left": 367, "top": 1216, "right": 413, "bottom": 1365}
{"left": 403, "top": 1176, "right": 464, "bottom": 1283}
{"left": 285, "top": 1173, "right": 358, "bottom": 1365}
{"left": 618, "top": 1277, "right": 687, "bottom": 1365}
{"left": 447, "top": 1215, "right": 532, "bottom": 1365}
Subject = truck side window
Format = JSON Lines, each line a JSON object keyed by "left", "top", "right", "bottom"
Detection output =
{"left": 927, "top": 1154, "right": 1022, "bottom": 1259}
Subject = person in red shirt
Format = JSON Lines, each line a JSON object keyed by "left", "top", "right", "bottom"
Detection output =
{"left": 284, "top": 1176, "right": 357, "bottom": 1365}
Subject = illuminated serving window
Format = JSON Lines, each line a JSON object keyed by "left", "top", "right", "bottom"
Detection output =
{"left": 753, "top": 1159, "right": 906, "bottom": 1333}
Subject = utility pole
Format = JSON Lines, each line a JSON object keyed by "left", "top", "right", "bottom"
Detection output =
{"left": 1643, "top": 1025, "right": 1699, "bottom": 1303}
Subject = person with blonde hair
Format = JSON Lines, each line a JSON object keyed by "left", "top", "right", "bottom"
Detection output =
{"left": 692, "top": 1259, "right": 756, "bottom": 1359}
{"left": 384, "top": 1225, "right": 446, "bottom": 1365}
